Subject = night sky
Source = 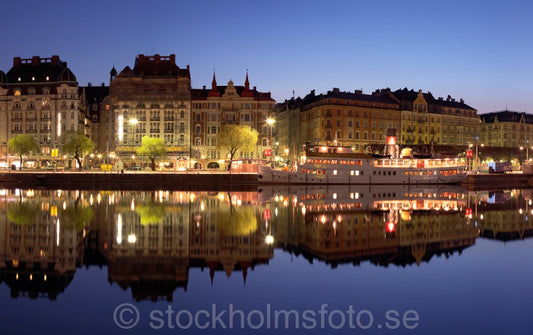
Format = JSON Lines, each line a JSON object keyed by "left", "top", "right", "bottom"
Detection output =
{"left": 2, "top": 0, "right": 532, "bottom": 113}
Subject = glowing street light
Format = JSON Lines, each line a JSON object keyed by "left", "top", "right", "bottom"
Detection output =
{"left": 266, "top": 117, "right": 275, "bottom": 146}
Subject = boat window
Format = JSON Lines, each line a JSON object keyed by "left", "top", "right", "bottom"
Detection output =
{"left": 348, "top": 161, "right": 355, "bottom": 165}
{"left": 315, "top": 159, "right": 322, "bottom": 164}
{"left": 356, "top": 160, "right": 363, "bottom": 165}
{"left": 355, "top": 170, "right": 360, "bottom": 176}
{"left": 331, "top": 160, "right": 338, "bottom": 164}
{"left": 333, "top": 170, "right": 337, "bottom": 175}
{"left": 307, "top": 159, "right": 313, "bottom": 164}
{"left": 323, "top": 159, "right": 330, "bottom": 164}
{"left": 340, "top": 160, "right": 347, "bottom": 165}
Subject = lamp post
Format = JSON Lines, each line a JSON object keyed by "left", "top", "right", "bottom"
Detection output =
{"left": 266, "top": 117, "right": 275, "bottom": 162}
{"left": 129, "top": 118, "right": 138, "bottom": 167}
{"left": 266, "top": 117, "right": 275, "bottom": 146}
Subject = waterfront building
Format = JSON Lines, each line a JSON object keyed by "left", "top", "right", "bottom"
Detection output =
{"left": 79, "top": 83, "right": 109, "bottom": 154}
{"left": 190, "top": 72, "right": 275, "bottom": 169}
{"left": 103, "top": 54, "right": 191, "bottom": 168}
{"left": 392, "top": 88, "right": 478, "bottom": 147}
{"left": 0, "top": 56, "right": 84, "bottom": 167}
{"left": 274, "top": 97, "right": 302, "bottom": 165}
{"left": 433, "top": 95, "right": 478, "bottom": 146}
{"left": 479, "top": 110, "right": 533, "bottom": 148}
{"left": 283, "top": 88, "right": 401, "bottom": 158}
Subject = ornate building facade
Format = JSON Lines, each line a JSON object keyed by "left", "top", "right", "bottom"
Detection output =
{"left": 392, "top": 88, "right": 478, "bottom": 146}
{"left": 0, "top": 56, "right": 84, "bottom": 167}
{"left": 276, "top": 88, "right": 402, "bottom": 159}
{"left": 190, "top": 73, "right": 275, "bottom": 169}
{"left": 102, "top": 54, "right": 191, "bottom": 168}
{"left": 479, "top": 111, "right": 533, "bottom": 148}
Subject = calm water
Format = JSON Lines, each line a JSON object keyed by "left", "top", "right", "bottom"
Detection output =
{"left": 1, "top": 185, "right": 532, "bottom": 334}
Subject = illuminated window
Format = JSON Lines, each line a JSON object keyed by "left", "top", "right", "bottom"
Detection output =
{"left": 14, "top": 90, "right": 21, "bottom": 96}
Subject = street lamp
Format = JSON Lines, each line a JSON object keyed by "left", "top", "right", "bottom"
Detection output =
{"left": 266, "top": 117, "right": 275, "bottom": 146}
{"left": 129, "top": 118, "right": 138, "bottom": 165}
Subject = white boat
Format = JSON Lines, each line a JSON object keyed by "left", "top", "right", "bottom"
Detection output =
{"left": 258, "top": 132, "right": 467, "bottom": 185}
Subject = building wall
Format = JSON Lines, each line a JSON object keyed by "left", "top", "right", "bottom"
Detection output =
{"left": 103, "top": 54, "right": 191, "bottom": 168}
{"left": 0, "top": 56, "right": 81, "bottom": 165}
{"left": 191, "top": 75, "right": 275, "bottom": 169}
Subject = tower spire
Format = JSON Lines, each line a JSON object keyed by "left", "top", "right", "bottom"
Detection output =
{"left": 245, "top": 69, "right": 250, "bottom": 90}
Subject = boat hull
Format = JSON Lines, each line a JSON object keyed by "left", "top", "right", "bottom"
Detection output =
{"left": 257, "top": 165, "right": 467, "bottom": 185}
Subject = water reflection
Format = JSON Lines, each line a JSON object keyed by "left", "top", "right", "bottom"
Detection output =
{"left": 261, "top": 184, "right": 476, "bottom": 268}
{"left": 0, "top": 185, "right": 532, "bottom": 301}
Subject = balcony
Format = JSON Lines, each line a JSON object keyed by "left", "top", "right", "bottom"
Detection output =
{"left": 150, "top": 117, "right": 160, "bottom": 121}
{"left": 164, "top": 117, "right": 175, "bottom": 121}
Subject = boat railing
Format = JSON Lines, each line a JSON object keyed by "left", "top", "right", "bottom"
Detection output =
{"left": 374, "top": 158, "right": 463, "bottom": 168}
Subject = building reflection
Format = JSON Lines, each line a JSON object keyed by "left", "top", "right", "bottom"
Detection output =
{"left": 0, "top": 189, "right": 91, "bottom": 299}
{"left": 1, "top": 186, "right": 533, "bottom": 299}
{"left": 468, "top": 189, "right": 533, "bottom": 241}
{"left": 0, "top": 189, "right": 273, "bottom": 301}
{"left": 262, "top": 184, "right": 478, "bottom": 268}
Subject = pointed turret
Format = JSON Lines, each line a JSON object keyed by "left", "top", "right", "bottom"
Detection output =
{"left": 241, "top": 70, "right": 254, "bottom": 97}
{"left": 208, "top": 71, "right": 221, "bottom": 97}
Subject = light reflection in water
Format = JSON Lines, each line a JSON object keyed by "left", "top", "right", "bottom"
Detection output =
{"left": 0, "top": 185, "right": 531, "bottom": 301}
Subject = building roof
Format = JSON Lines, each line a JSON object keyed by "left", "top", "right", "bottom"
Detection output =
{"left": 80, "top": 84, "right": 110, "bottom": 104}
{"left": 117, "top": 54, "right": 190, "bottom": 78}
{"left": 192, "top": 75, "right": 274, "bottom": 102}
{"left": 299, "top": 88, "right": 400, "bottom": 111}
{"left": 481, "top": 110, "right": 533, "bottom": 124}
{"left": 4, "top": 55, "right": 77, "bottom": 90}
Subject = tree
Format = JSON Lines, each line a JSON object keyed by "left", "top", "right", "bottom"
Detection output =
{"left": 8, "top": 134, "right": 40, "bottom": 170}
{"left": 62, "top": 130, "right": 95, "bottom": 170}
{"left": 137, "top": 136, "right": 166, "bottom": 171}
{"left": 216, "top": 125, "right": 258, "bottom": 171}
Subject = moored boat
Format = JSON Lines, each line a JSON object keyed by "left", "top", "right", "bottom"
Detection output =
{"left": 258, "top": 130, "right": 467, "bottom": 185}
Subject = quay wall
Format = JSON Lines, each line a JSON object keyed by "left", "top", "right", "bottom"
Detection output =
{"left": 0, "top": 171, "right": 259, "bottom": 191}
{"left": 462, "top": 173, "right": 533, "bottom": 190}
{"left": 1, "top": 171, "right": 532, "bottom": 191}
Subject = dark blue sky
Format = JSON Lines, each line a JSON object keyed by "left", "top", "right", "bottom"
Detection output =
{"left": 2, "top": 0, "right": 532, "bottom": 113}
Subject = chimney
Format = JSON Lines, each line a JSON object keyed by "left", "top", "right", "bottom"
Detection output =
{"left": 438, "top": 97, "right": 443, "bottom": 101}
{"left": 203, "top": 85, "right": 206, "bottom": 90}
{"left": 354, "top": 89, "right": 362, "bottom": 95}
{"left": 13, "top": 57, "right": 21, "bottom": 67}
{"left": 460, "top": 98, "right": 464, "bottom": 104}
{"left": 51, "top": 55, "right": 60, "bottom": 65}
{"left": 447, "top": 95, "right": 451, "bottom": 101}
{"left": 169, "top": 54, "right": 176, "bottom": 64}
{"left": 253, "top": 86, "right": 256, "bottom": 91}
{"left": 32, "top": 56, "right": 40, "bottom": 66}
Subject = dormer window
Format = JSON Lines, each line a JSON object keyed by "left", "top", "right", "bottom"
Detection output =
{"left": 14, "top": 89, "right": 21, "bottom": 96}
